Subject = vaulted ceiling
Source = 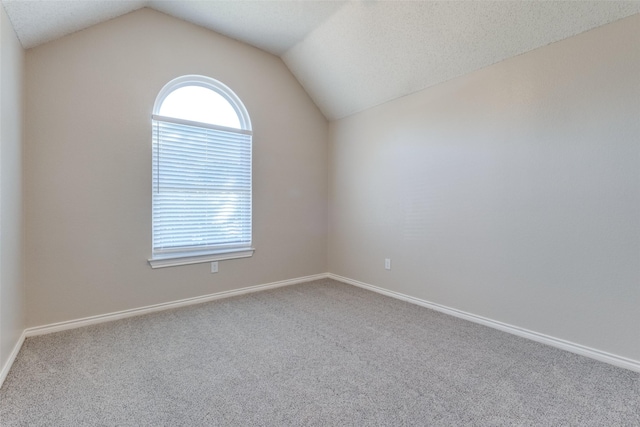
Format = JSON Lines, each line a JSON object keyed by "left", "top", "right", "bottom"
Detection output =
{"left": 3, "top": 1, "right": 639, "bottom": 120}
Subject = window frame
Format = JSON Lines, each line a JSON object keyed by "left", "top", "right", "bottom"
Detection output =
{"left": 148, "top": 75, "right": 254, "bottom": 269}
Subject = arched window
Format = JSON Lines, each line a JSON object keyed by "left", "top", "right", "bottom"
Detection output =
{"left": 149, "top": 75, "right": 253, "bottom": 268}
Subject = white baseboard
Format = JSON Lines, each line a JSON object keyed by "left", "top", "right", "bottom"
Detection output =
{"left": 1, "top": 273, "right": 328, "bottom": 389}
{"left": 25, "top": 273, "right": 329, "bottom": 338}
{"left": 0, "top": 330, "right": 26, "bottom": 389}
{"left": 3, "top": 271, "right": 636, "bottom": 391}
{"left": 328, "top": 273, "right": 640, "bottom": 373}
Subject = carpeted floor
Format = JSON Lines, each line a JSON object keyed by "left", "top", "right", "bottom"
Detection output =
{"left": 1, "top": 279, "right": 638, "bottom": 426}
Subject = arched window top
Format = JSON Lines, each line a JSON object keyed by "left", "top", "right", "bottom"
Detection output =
{"left": 150, "top": 75, "right": 253, "bottom": 267}
{"left": 153, "top": 75, "right": 251, "bottom": 131}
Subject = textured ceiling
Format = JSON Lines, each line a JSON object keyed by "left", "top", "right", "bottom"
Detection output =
{"left": 283, "top": 1, "right": 640, "bottom": 119}
{"left": 3, "top": 0, "right": 147, "bottom": 49}
{"left": 1, "top": 0, "right": 345, "bottom": 54}
{"left": 150, "top": 1, "right": 345, "bottom": 55}
{"left": 3, "top": 1, "right": 639, "bottom": 120}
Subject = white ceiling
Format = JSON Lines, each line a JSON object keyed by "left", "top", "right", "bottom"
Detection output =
{"left": 3, "top": 1, "right": 639, "bottom": 120}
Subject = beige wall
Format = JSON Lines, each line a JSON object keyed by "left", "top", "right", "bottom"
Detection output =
{"left": 0, "top": 6, "right": 25, "bottom": 371}
{"left": 329, "top": 15, "right": 640, "bottom": 362}
{"left": 25, "top": 9, "right": 328, "bottom": 327}
{"left": 16, "top": 6, "right": 640, "bottom": 366}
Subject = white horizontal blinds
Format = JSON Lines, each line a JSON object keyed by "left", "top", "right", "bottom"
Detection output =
{"left": 153, "top": 119, "right": 252, "bottom": 253}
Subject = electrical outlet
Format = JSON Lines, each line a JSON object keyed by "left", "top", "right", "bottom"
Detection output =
{"left": 211, "top": 261, "right": 218, "bottom": 273}
{"left": 385, "top": 258, "right": 391, "bottom": 270}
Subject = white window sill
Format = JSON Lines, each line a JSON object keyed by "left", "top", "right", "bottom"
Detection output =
{"left": 148, "top": 248, "right": 254, "bottom": 269}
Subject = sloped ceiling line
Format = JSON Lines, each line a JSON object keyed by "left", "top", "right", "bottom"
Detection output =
{"left": 3, "top": 0, "right": 639, "bottom": 120}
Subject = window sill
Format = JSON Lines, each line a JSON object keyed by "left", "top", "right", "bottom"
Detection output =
{"left": 148, "top": 248, "right": 254, "bottom": 269}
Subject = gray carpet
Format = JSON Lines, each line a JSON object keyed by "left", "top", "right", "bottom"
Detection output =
{"left": 1, "top": 279, "right": 638, "bottom": 426}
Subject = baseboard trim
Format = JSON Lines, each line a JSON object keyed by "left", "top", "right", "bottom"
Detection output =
{"left": 328, "top": 273, "right": 640, "bottom": 373}
{"left": 0, "top": 330, "right": 26, "bottom": 389}
{"left": 25, "top": 273, "right": 329, "bottom": 338}
{"left": 2, "top": 273, "right": 328, "bottom": 388}
{"left": 7, "top": 271, "right": 637, "bottom": 389}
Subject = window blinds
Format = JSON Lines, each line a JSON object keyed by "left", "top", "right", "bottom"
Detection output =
{"left": 152, "top": 117, "right": 252, "bottom": 255}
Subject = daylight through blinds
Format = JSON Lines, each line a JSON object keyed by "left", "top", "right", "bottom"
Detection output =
{"left": 152, "top": 119, "right": 252, "bottom": 253}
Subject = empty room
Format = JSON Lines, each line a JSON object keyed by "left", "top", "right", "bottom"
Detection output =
{"left": 1, "top": 1, "right": 639, "bottom": 425}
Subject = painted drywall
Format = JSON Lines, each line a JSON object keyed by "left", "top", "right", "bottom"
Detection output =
{"left": 329, "top": 15, "right": 640, "bottom": 362}
{"left": 0, "top": 5, "right": 25, "bottom": 371}
{"left": 24, "top": 8, "right": 328, "bottom": 327}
